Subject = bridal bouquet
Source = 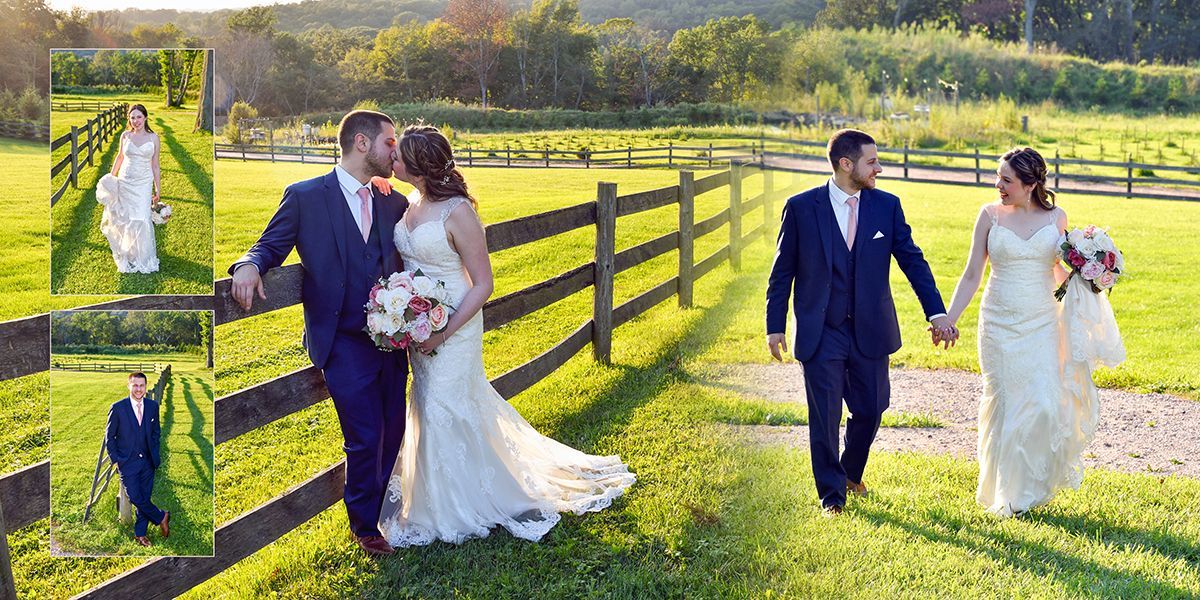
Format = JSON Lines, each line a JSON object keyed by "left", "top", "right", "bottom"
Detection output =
{"left": 1054, "top": 225, "right": 1125, "bottom": 301}
{"left": 364, "top": 270, "right": 454, "bottom": 353}
{"left": 150, "top": 202, "right": 172, "bottom": 225}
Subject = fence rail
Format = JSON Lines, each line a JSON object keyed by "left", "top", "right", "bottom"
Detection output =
{"left": 50, "top": 104, "right": 128, "bottom": 207}
{"left": 0, "top": 163, "right": 787, "bottom": 599}
{"left": 51, "top": 362, "right": 159, "bottom": 373}
{"left": 51, "top": 101, "right": 121, "bottom": 113}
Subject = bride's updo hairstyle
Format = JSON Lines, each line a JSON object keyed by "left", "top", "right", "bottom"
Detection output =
{"left": 127, "top": 104, "right": 154, "bottom": 134}
{"left": 1000, "top": 147, "right": 1055, "bottom": 210}
{"left": 398, "top": 124, "right": 477, "bottom": 210}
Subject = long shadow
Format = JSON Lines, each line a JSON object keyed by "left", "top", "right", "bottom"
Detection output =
{"left": 149, "top": 373, "right": 214, "bottom": 556}
{"left": 854, "top": 502, "right": 1194, "bottom": 597}
{"left": 153, "top": 119, "right": 213, "bottom": 205}
{"left": 1029, "top": 509, "right": 1200, "bottom": 565}
{"left": 49, "top": 138, "right": 122, "bottom": 292}
{"left": 180, "top": 375, "right": 214, "bottom": 493}
{"left": 114, "top": 254, "right": 214, "bottom": 296}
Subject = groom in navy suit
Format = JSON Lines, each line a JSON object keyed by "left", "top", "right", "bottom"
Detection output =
{"left": 766, "top": 129, "right": 957, "bottom": 514}
{"left": 230, "top": 110, "right": 409, "bottom": 556}
{"left": 106, "top": 372, "right": 169, "bottom": 546}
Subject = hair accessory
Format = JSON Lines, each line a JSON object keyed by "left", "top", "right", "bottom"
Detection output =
{"left": 444, "top": 158, "right": 454, "bottom": 171}
{"left": 442, "top": 174, "right": 451, "bottom": 184}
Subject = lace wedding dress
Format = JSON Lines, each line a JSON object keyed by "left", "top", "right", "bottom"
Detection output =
{"left": 976, "top": 206, "right": 1123, "bottom": 517}
{"left": 96, "top": 135, "right": 159, "bottom": 273}
{"left": 379, "top": 194, "right": 635, "bottom": 547}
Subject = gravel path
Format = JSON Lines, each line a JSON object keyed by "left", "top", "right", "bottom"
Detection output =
{"left": 721, "top": 364, "right": 1199, "bottom": 479}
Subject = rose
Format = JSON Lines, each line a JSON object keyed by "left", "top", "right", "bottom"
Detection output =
{"left": 408, "top": 295, "right": 433, "bottom": 313}
{"left": 428, "top": 304, "right": 448, "bottom": 330}
{"left": 383, "top": 312, "right": 406, "bottom": 336}
{"left": 1091, "top": 229, "right": 1115, "bottom": 252}
{"left": 368, "top": 285, "right": 383, "bottom": 306}
{"left": 384, "top": 288, "right": 412, "bottom": 315}
{"left": 1102, "top": 251, "right": 1117, "bottom": 270}
{"left": 1066, "top": 248, "right": 1086, "bottom": 268}
{"left": 366, "top": 311, "right": 387, "bottom": 334}
{"left": 1095, "top": 270, "right": 1117, "bottom": 289}
{"left": 1080, "top": 260, "right": 1105, "bottom": 280}
{"left": 412, "top": 275, "right": 436, "bottom": 297}
{"left": 1084, "top": 224, "right": 1096, "bottom": 237}
{"left": 409, "top": 315, "right": 433, "bottom": 342}
{"left": 389, "top": 271, "right": 415, "bottom": 291}
{"left": 1075, "top": 236, "right": 1100, "bottom": 256}
{"left": 1066, "top": 228, "right": 1087, "bottom": 248}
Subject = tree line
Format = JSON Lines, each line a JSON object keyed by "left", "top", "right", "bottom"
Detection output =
{"left": 51, "top": 311, "right": 211, "bottom": 352}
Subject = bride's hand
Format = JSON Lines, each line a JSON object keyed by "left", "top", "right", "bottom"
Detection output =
{"left": 370, "top": 175, "right": 393, "bottom": 195}
{"left": 416, "top": 331, "right": 447, "bottom": 355}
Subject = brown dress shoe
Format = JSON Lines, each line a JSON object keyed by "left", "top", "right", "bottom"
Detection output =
{"left": 134, "top": 535, "right": 151, "bottom": 547}
{"left": 821, "top": 504, "right": 844, "bottom": 517}
{"left": 847, "top": 480, "right": 869, "bottom": 497}
{"left": 356, "top": 535, "right": 396, "bottom": 556}
{"left": 159, "top": 511, "right": 171, "bottom": 538}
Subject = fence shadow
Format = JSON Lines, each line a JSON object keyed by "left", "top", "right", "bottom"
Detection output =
{"left": 49, "top": 140, "right": 121, "bottom": 291}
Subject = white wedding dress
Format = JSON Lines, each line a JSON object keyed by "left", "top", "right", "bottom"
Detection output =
{"left": 379, "top": 194, "right": 635, "bottom": 547}
{"left": 976, "top": 205, "right": 1124, "bottom": 516}
{"left": 96, "top": 135, "right": 159, "bottom": 273}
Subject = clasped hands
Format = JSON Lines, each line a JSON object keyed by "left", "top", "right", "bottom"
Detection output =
{"left": 928, "top": 315, "right": 959, "bottom": 349}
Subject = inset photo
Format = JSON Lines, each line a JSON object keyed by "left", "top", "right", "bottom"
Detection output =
{"left": 50, "top": 310, "right": 214, "bottom": 557}
{"left": 50, "top": 49, "right": 214, "bottom": 295}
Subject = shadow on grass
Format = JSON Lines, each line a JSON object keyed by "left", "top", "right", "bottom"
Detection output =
{"left": 50, "top": 139, "right": 121, "bottom": 293}
{"left": 855, "top": 502, "right": 1195, "bottom": 597}
{"left": 152, "top": 374, "right": 215, "bottom": 556}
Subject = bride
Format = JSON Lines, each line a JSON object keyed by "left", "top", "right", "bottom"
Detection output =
{"left": 96, "top": 103, "right": 160, "bottom": 273}
{"left": 943, "top": 147, "right": 1121, "bottom": 517}
{"left": 370, "top": 125, "right": 635, "bottom": 547}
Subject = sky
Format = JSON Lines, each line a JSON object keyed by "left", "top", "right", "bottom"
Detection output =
{"left": 48, "top": 0, "right": 303, "bottom": 11}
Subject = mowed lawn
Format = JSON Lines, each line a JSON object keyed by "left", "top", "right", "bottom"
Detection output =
{"left": 49, "top": 353, "right": 214, "bottom": 557}
{"left": 50, "top": 93, "right": 213, "bottom": 295}
{"left": 3, "top": 154, "right": 1198, "bottom": 596}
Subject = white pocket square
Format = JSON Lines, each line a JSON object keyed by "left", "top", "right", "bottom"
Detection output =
{"left": 872, "top": 231, "right": 885, "bottom": 240}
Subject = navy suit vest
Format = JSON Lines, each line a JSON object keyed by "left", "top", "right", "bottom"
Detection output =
{"left": 338, "top": 208, "right": 384, "bottom": 333}
{"left": 825, "top": 210, "right": 857, "bottom": 327}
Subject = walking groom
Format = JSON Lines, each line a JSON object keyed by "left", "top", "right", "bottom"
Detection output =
{"left": 230, "top": 110, "right": 409, "bottom": 556}
{"left": 766, "top": 129, "right": 957, "bottom": 515}
{"left": 106, "top": 372, "right": 169, "bottom": 546}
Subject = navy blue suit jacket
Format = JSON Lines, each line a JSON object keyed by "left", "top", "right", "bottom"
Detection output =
{"left": 230, "top": 169, "right": 407, "bottom": 369}
{"left": 766, "top": 184, "right": 946, "bottom": 362}
{"left": 105, "top": 397, "right": 160, "bottom": 470}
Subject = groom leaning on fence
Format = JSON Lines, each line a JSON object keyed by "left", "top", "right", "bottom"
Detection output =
{"left": 105, "top": 372, "right": 170, "bottom": 546}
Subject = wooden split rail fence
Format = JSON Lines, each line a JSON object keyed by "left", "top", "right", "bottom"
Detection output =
{"left": 50, "top": 103, "right": 128, "bottom": 207}
{"left": 51, "top": 362, "right": 159, "bottom": 373}
{"left": 82, "top": 365, "right": 172, "bottom": 525}
{"left": 0, "top": 164, "right": 788, "bottom": 599}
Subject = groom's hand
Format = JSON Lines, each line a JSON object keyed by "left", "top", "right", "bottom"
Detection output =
{"left": 231, "top": 264, "right": 267, "bottom": 311}
{"left": 767, "top": 333, "right": 788, "bottom": 361}
{"left": 928, "top": 315, "right": 958, "bottom": 349}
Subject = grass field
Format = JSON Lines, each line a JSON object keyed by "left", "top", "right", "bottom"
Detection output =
{"left": 49, "top": 352, "right": 214, "bottom": 557}
{"left": 50, "top": 92, "right": 213, "bottom": 295}
{"left": 2, "top": 142, "right": 1199, "bottom": 596}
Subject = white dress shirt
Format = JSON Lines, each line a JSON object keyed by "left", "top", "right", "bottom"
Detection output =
{"left": 827, "top": 178, "right": 945, "bottom": 322}
{"left": 334, "top": 164, "right": 375, "bottom": 234}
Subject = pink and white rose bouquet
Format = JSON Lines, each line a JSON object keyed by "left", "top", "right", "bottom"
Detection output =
{"left": 1055, "top": 225, "right": 1125, "bottom": 301}
{"left": 364, "top": 269, "right": 454, "bottom": 353}
{"left": 150, "top": 201, "right": 172, "bottom": 225}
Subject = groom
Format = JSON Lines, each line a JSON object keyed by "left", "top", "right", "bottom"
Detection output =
{"left": 230, "top": 110, "right": 409, "bottom": 556}
{"left": 106, "top": 372, "right": 169, "bottom": 546}
{"left": 766, "top": 129, "right": 956, "bottom": 515}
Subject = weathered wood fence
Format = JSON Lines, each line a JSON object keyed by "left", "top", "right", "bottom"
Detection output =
{"left": 50, "top": 103, "right": 128, "bottom": 207}
{"left": 83, "top": 365, "right": 172, "bottom": 525}
{"left": 51, "top": 362, "right": 159, "bottom": 373}
{"left": 51, "top": 101, "right": 122, "bottom": 113}
{"left": 0, "top": 164, "right": 786, "bottom": 599}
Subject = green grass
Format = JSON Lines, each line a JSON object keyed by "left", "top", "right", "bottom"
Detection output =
{"left": 49, "top": 352, "right": 213, "bottom": 557}
{"left": 50, "top": 92, "right": 213, "bottom": 295}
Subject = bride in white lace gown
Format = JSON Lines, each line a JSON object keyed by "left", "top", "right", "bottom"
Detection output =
{"left": 944, "top": 148, "right": 1122, "bottom": 517}
{"left": 373, "top": 125, "right": 635, "bottom": 547}
{"left": 96, "top": 103, "right": 160, "bottom": 273}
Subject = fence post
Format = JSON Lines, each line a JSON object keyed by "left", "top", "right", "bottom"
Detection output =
{"left": 545, "top": 146, "right": 550, "bottom": 168}
{"left": 627, "top": 146, "right": 632, "bottom": 168}
{"left": 85, "top": 118, "right": 95, "bottom": 167}
{"left": 729, "top": 163, "right": 743, "bottom": 272}
{"left": 763, "top": 168, "right": 774, "bottom": 244}
{"left": 0, "top": 496, "right": 16, "bottom": 600}
{"left": 1054, "top": 150, "right": 1060, "bottom": 189}
{"left": 69, "top": 126, "right": 80, "bottom": 189}
{"left": 506, "top": 145, "right": 511, "bottom": 167}
{"left": 668, "top": 142, "right": 673, "bottom": 167}
{"left": 467, "top": 145, "right": 473, "bottom": 166}
{"left": 586, "top": 150, "right": 591, "bottom": 169}
{"left": 300, "top": 137, "right": 305, "bottom": 164}
{"left": 903, "top": 141, "right": 909, "bottom": 179}
{"left": 678, "top": 171, "right": 695, "bottom": 309}
{"left": 593, "top": 182, "right": 617, "bottom": 364}
{"left": 118, "top": 482, "right": 132, "bottom": 525}
{"left": 1126, "top": 155, "right": 1133, "bottom": 199}
{"left": 975, "top": 148, "right": 981, "bottom": 184}
{"left": 708, "top": 143, "right": 713, "bottom": 169}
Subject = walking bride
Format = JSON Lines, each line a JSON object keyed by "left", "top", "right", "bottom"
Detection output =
{"left": 96, "top": 103, "right": 160, "bottom": 274}
{"left": 370, "top": 125, "right": 635, "bottom": 547}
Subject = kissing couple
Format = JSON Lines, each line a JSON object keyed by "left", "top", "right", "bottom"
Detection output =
{"left": 230, "top": 111, "right": 634, "bottom": 555}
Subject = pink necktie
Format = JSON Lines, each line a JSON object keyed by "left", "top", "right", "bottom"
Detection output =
{"left": 356, "top": 187, "right": 372, "bottom": 242}
{"left": 845, "top": 196, "right": 859, "bottom": 250}
{"left": 134, "top": 400, "right": 143, "bottom": 426}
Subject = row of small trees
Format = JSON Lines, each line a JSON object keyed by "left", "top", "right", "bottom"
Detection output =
{"left": 51, "top": 311, "right": 212, "bottom": 355}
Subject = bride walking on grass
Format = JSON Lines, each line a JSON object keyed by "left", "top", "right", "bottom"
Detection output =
{"left": 942, "top": 147, "right": 1124, "bottom": 517}
{"left": 96, "top": 103, "right": 160, "bottom": 274}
